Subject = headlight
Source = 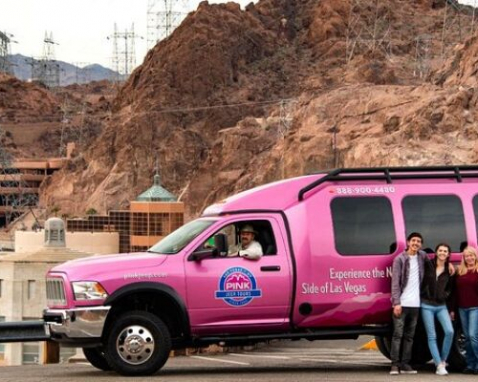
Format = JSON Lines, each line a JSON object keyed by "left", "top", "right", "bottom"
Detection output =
{"left": 72, "top": 281, "right": 108, "bottom": 301}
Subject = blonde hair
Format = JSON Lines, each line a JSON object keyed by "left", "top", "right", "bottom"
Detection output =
{"left": 458, "top": 246, "right": 478, "bottom": 276}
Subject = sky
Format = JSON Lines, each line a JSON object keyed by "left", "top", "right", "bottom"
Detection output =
{"left": 0, "top": 0, "right": 257, "bottom": 70}
{"left": 0, "top": 0, "right": 476, "bottom": 71}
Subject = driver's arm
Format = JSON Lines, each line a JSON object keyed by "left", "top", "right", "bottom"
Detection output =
{"left": 238, "top": 241, "right": 263, "bottom": 260}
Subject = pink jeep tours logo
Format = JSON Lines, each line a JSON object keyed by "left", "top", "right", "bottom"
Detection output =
{"left": 215, "top": 267, "right": 262, "bottom": 306}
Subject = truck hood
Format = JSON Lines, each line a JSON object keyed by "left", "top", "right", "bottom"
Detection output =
{"left": 49, "top": 252, "right": 170, "bottom": 281}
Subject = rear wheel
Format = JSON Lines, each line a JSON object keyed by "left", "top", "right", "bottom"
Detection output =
{"left": 447, "top": 324, "right": 466, "bottom": 372}
{"left": 104, "top": 311, "right": 171, "bottom": 376}
{"left": 375, "top": 318, "right": 432, "bottom": 364}
{"left": 82, "top": 346, "right": 111, "bottom": 371}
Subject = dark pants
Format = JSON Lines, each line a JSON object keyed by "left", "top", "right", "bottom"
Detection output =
{"left": 390, "top": 307, "right": 419, "bottom": 367}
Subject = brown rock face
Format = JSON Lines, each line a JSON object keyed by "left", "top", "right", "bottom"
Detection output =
{"left": 0, "top": 73, "right": 61, "bottom": 124}
{"left": 37, "top": 0, "right": 478, "bottom": 219}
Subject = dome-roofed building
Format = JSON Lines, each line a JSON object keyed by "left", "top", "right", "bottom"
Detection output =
{"left": 130, "top": 170, "right": 184, "bottom": 252}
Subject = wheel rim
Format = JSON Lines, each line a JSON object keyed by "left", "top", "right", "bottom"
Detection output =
{"left": 116, "top": 325, "right": 155, "bottom": 365}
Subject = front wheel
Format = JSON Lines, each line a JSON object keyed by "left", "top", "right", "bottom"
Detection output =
{"left": 82, "top": 346, "right": 111, "bottom": 371}
{"left": 104, "top": 311, "right": 171, "bottom": 376}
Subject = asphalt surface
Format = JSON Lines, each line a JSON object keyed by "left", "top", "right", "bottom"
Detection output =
{"left": 0, "top": 338, "right": 471, "bottom": 382}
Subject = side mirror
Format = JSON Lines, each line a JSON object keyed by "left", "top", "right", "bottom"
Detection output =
{"left": 189, "top": 249, "right": 215, "bottom": 261}
{"left": 214, "top": 233, "right": 228, "bottom": 257}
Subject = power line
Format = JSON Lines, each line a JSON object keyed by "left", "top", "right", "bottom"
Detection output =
{"left": 147, "top": 98, "right": 296, "bottom": 115}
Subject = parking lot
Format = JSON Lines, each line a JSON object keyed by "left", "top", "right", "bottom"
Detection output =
{"left": 1, "top": 338, "right": 474, "bottom": 382}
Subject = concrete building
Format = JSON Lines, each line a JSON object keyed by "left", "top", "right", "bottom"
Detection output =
{"left": 0, "top": 217, "right": 95, "bottom": 365}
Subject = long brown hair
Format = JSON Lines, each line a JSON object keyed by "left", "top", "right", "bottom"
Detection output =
{"left": 457, "top": 246, "right": 478, "bottom": 276}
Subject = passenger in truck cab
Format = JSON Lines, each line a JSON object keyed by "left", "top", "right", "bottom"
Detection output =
{"left": 228, "top": 224, "right": 263, "bottom": 260}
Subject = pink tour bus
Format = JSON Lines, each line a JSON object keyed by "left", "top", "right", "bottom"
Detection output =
{"left": 43, "top": 166, "right": 473, "bottom": 375}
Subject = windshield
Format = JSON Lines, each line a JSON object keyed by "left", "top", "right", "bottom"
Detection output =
{"left": 148, "top": 219, "right": 216, "bottom": 254}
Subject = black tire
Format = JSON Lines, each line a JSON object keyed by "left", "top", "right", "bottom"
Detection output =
{"left": 104, "top": 311, "right": 171, "bottom": 376}
{"left": 447, "top": 323, "right": 466, "bottom": 372}
{"left": 375, "top": 318, "right": 432, "bottom": 365}
{"left": 375, "top": 335, "right": 391, "bottom": 360}
{"left": 83, "top": 347, "right": 111, "bottom": 371}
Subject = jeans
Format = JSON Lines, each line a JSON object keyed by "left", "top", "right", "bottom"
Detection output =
{"left": 459, "top": 307, "right": 478, "bottom": 370}
{"left": 420, "top": 303, "right": 454, "bottom": 366}
{"left": 391, "top": 307, "right": 419, "bottom": 367}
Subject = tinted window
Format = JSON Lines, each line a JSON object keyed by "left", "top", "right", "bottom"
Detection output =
{"left": 403, "top": 195, "right": 466, "bottom": 252}
{"left": 331, "top": 197, "right": 396, "bottom": 255}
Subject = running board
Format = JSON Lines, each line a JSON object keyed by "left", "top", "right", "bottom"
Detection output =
{"left": 190, "top": 326, "right": 391, "bottom": 347}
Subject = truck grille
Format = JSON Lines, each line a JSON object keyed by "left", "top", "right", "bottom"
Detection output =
{"left": 46, "top": 278, "right": 67, "bottom": 306}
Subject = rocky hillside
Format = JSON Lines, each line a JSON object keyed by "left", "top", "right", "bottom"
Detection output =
{"left": 32, "top": 0, "right": 478, "bottom": 217}
{"left": 0, "top": 73, "right": 113, "bottom": 158}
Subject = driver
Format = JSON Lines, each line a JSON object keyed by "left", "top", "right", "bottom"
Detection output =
{"left": 229, "top": 224, "right": 263, "bottom": 260}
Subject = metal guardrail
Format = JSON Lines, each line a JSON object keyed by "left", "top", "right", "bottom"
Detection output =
{"left": 0, "top": 320, "right": 50, "bottom": 343}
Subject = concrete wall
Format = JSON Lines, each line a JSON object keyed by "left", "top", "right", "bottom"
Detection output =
{"left": 14, "top": 231, "right": 119, "bottom": 254}
{"left": 0, "top": 261, "right": 53, "bottom": 366}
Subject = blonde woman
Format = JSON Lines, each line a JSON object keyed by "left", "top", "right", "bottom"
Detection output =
{"left": 455, "top": 246, "right": 478, "bottom": 374}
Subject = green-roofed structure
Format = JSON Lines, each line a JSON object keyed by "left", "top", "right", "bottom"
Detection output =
{"left": 136, "top": 174, "right": 177, "bottom": 202}
{"left": 130, "top": 171, "right": 184, "bottom": 252}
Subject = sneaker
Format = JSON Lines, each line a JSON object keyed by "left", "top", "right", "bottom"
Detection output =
{"left": 436, "top": 364, "right": 448, "bottom": 376}
{"left": 400, "top": 364, "right": 418, "bottom": 374}
{"left": 390, "top": 366, "right": 399, "bottom": 375}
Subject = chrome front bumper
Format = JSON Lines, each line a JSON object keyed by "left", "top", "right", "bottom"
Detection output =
{"left": 43, "top": 306, "right": 110, "bottom": 339}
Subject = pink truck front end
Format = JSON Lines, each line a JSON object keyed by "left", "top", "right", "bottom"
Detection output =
{"left": 44, "top": 166, "right": 477, "bottom": 375}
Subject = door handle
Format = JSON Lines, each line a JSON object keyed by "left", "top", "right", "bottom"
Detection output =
{"left": 260, "top": 266, "right": 281, "bottom": 272}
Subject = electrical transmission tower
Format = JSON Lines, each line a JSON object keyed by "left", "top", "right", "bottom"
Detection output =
{"left": 0, "top": 31, "right": 14, "bottom": 75}
{"left": 414, "top": 34, "right": 433, "bottom": 79}
{"left": 0, "top": 128, "right": 40, "bottom": 228}
{"left": 147, "top": 0, "right": 189, "bottom": 50}
{"left": 441, "top": 0, "right": 476, "bottom": 57}
{"left": 346, "top": 0, "right": 392, "bottom": 63}
{"left": 108, "top": 23, "right": 142, "bottom": 81}
{"left": 278, "top": 99, "right": 297, "bottom": 179}
{"left": 33, "top": 31, "right": 60, "bottom": 88}
{"left": 74, "top": 62, "right": 92, "bottom": 84}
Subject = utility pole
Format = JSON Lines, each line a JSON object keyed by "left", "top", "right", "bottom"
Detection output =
{"left": 147, "top": 0, "right": 189, "bottom": 50}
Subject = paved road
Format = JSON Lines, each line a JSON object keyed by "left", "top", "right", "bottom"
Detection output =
{"left": 0, "top": 339, "right": 471, "bottom": 382}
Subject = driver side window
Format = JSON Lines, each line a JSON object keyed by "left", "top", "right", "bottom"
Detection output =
{"left": 200, "top": 223, "right": 238, "bottom": 255}
{"left": 198, "top": 220, "right": 277, "bottom": 257}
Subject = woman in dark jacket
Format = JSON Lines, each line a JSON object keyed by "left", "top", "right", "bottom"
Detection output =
{"left": 420, "top": 243, "right": 454, "bottom": 376}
